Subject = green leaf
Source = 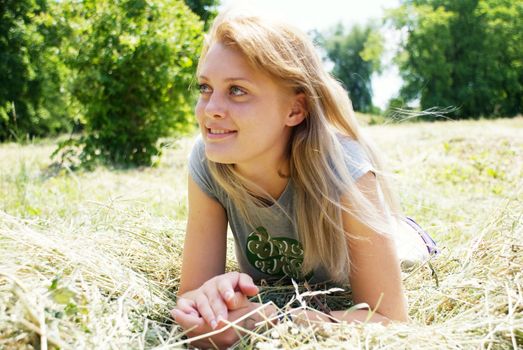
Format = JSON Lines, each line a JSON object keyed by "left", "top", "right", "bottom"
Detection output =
{"left": 48, "top": 276, "right": 60, "bottom": 291}
{"left": 52, "top": 287, "right": 76, "bottom": 305}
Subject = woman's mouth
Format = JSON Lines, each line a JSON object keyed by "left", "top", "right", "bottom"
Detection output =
{"left": 206, "top": 128, "right": 237, "bottom": 140}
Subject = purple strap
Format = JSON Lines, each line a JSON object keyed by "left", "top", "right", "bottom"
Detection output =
{"left": 404, "top": 217, "right": 440, "bottom": 255}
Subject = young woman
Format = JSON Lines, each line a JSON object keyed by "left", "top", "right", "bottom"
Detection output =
{"left": 171, "top": 12, "right": 437, "bottom": 348}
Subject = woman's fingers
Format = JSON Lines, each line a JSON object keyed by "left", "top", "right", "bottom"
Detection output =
{"left": 176, "top": 297, "right": 199, "bottom": 317}
{"left": 228, "top": 291, "right": 250, "bottom": 310}
{"left": 216, "top": 272, "right": 258, "bottom": 309}
{"left": 206, "top": 288, "right": 230, "bottom": 325}
{"left": 217, "top": 277, "right": 235, "bottom": 306}
{"left": 196, "top": 290, "right": 228, "bottom": 329}
{"left": 171, "top": 308, "right": 205, "bottom": 332}
{"left": 195, "top": 293, "right": 217, "bottom": 329}
{"left": 238, "top": 273, "right": 259, "bottom": 296}
{"left": 174, "top": 272, "right": 259, "bottom": 330}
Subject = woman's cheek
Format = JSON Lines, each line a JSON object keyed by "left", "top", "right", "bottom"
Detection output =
{"left": 195, "top": 100, "right": 205, "bottom": 123}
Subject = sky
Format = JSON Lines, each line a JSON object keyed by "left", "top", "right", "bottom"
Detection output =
{"left": 219, "top": 0, "right": 403, "bottom": 109}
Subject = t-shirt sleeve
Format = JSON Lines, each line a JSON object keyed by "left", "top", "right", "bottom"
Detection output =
{"left": 339, "top": 136, "right": 375, "bottom": 182}
{"left": 188, "top": 136, "right": 220, "bottom": 201}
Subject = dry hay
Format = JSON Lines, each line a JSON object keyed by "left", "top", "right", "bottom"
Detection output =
{"left": 1, "top": 118, "right": 522, "bottom": 349}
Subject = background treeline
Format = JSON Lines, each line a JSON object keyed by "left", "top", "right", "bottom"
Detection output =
{"left": 0, "top": 0, "right": 521, "bottom": 166}
{"left": 319, "top": 0, "right": 523, "bottom": 118}
{"left": 388, "top": 0, "right": 523, "bottom": 118}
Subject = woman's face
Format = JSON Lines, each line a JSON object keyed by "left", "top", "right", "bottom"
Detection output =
{"left": 195, "top": 42, "right": 303, "bottom": 168}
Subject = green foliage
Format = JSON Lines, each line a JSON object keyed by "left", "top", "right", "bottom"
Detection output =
{"left": 184, "top": 0, "right": 219, "bottom": 30}
{"left": 388, "top": 0, "right": 523, "bottom": 118}
{"left": 316, "top": 23, "right": 384, "bottom": 113}
{"left": 0, "top": 0, "right": 75, "bottom": 141}
{"left": 58, "top": 0, "right": 203, "bottom": 167}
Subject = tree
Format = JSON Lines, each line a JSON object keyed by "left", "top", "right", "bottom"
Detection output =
{"left": 184, "top": 0, "right": 219, "bottom": 30}
{"left": 388, "top": 0, "right": 523, "bottom": 118}
{"left": 58, "top": 0, "right": 204, "bottom": 167}
{"left": 317, "top": 23, "right": 384, "bottom": 113}
{"left": 0, "top": 0, "right": 74, "bottom": 141}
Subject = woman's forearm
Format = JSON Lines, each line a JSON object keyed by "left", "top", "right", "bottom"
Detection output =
{"left": 232, "top": 302, "right": 278, "bottom": 329}
{"left": 288, "top": 308, "right": 391, "bottom": 325}
{"left": 331, "top": 309, "right": 391, "bottom": 324}
{"left": 179, "top": 301, "right": 393, "bottom": 349}
{"left": 181, "top": 301, "right": 278, "bottom": 349}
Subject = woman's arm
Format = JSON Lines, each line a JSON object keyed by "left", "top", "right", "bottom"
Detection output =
{"left": 174, "top": 176, "right": 258, "bottom": 333}
{"left": 282, "top": 171, "right": 407, "bottom": 325}
{"left": 340, "top": 171, "right": 408, "bottom": 322}
{"left": 176, "top": 175, "right": 232, "bottom": 327}
{"left": 178, "top": 175, "right": 228, "bottom": 294}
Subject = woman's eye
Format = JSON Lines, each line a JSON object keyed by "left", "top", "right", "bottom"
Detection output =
{"left": 230, "top": 86, "right": 246, "bottom": 97}
{"left": 198, "top": 83, "right": 212, "bottom": 94}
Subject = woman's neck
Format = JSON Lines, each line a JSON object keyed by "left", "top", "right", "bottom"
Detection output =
{"left": 234, "top": 157, "right": 290, "bottom": 201}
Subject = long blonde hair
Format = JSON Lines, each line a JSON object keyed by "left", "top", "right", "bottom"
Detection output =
{"left": 198, "top": 13, "right": 402, "bottom": 283}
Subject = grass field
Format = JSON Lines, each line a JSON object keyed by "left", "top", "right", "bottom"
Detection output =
{"left": 0, "top": 117, "right": 522, "bottom": 349}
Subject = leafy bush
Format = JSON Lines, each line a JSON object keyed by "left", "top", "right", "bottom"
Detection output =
{"left": 0, "top": 0, "right": 75, "bottom": 142}
{"left": 58, "top": 0, "right": 203, "bottom": 167}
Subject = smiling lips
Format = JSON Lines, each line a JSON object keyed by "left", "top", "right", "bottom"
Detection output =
{"left": 206, "top": 128, "right": 237, "bottom": 140}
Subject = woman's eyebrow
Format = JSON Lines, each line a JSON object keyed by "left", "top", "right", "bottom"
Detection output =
{"left": 198, "top": 75, "right": 253, "bottom": 84}
{"left": 224, "top": 77, "right": 253, "bottom": 83}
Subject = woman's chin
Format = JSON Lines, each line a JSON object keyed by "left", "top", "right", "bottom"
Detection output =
{"left": 204, "top": 150, "right": 236, "bottom": 164}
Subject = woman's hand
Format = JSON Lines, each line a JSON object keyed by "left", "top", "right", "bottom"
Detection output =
{"left": 171, "top": 272, "right": 267, "bottom": 350}
{"left": 172, "top": 272, "right": 259, "bottom": 329}
{"left": 172, "top": 296, "right": 259, "bottom": 349}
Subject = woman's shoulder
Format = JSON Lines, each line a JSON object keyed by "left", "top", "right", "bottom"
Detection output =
{"left": 191, "top": 134, "right": 206, "bottom": 157}
{"left": 336, "top": 133, "right": 361, "bottom": 149}
{"left": 335, "top": 133, "right": 374, "bottom": 181}
{"left": 188, "top": 135, "right": 221, "bottom": 200}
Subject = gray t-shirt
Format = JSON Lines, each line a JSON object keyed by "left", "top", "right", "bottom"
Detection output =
{"left": 188, "top": 135, "right": 373, "bottom": 284}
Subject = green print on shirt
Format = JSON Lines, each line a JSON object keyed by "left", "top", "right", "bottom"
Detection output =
{"left": 246, "top": 226, "right": 305, "bottom": 280}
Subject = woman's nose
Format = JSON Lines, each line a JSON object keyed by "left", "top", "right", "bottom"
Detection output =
{"left": 204, "top": 92, "right": 226, "bottom": 119}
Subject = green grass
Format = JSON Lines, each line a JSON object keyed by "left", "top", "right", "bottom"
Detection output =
{"left": 0, "top": 117, "right": 522, "bottom": 349}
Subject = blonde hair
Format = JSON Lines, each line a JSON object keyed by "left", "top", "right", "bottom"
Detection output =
{"left": 198, "top": 12, "right": 402, "bottom": 283}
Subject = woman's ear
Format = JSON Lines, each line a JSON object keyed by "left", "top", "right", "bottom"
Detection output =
{"left": 286, "top": 93, "right": 307, "bottom": 127}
